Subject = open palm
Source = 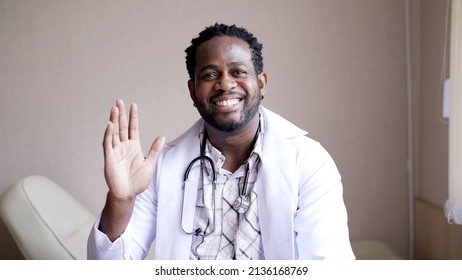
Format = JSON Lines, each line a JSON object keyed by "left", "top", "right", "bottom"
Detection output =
{"left": 103, "top": 99, "right": 165, "bottom": 200}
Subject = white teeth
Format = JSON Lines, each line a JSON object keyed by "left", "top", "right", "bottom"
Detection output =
{"left": 215, "top": 99, "right": 239, "bottom": 107}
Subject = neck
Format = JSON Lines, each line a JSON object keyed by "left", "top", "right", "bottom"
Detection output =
{"left": 205, "top": 115, "right": 260, "bottom": 172}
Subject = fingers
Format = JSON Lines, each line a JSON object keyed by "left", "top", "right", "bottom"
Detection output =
{"left": 128, "top": 103, "right": 139, "bottom": 140}
{"left": 117, "top": 99, "right": 129, "bottom": 141}
{"left": 103, "top": 121, "right": 114, "bottom": 157}
{"left": 104, "top": 99, "right": 143, "bottom": 152}
{"left": 107, "top": 99, "right": 134, "bottom": 148}
{"left": 109, "top": 105, "right": 120, "bottom": 147}
{"left": 145, "top": 136, "right": 166, "bottom": 165}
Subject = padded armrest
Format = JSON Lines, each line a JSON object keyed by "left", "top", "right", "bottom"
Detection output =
{"left": 0, "top": 175, "right": 95, "bottom": 260}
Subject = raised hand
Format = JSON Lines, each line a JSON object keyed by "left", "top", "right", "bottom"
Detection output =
{"left": 99, "top": 99, "right": 165, "bottom": 241}
{"left": 103, "top": 99, "right": 165, "bottom": 200}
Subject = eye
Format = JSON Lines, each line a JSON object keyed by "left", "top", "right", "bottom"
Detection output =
{"left": 233, "top": 69, "right": 248, "bottom": 77}
{"left": 200, "top": 71, "right": 218, "bottom": 81}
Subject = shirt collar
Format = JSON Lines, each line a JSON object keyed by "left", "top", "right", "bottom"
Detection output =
{"left": 199, "top": 110, "right": 264, "bottom": 173}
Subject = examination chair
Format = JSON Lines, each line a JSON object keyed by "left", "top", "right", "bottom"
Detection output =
{"left": 0, "top": 175, "right": 95, "bottom": 259}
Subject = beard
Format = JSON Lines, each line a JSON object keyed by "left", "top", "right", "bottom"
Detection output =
{"left": 196, "top": 91, "right": 262, "bottom": 133}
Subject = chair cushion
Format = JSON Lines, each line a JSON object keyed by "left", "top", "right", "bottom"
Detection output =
{"left": 0, "top": 175, "right": 95, "bottom": 259}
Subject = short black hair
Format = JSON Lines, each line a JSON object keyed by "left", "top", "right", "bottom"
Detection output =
{"left": 185, "top": 23, "right": 264, "bottom": 80}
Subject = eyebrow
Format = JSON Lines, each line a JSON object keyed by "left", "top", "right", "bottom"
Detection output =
{"left": 199, "top": 64, "right": 218, "bottom": 73}
{"left": 198, "top": 62, "right": 248, "bottom": 73}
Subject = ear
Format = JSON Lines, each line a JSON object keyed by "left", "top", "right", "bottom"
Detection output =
{"left": 188, "top": 79, "right": 196, "bottom": 102}
{"left": 258, "top": 72, "right": 268, "bottom": 96}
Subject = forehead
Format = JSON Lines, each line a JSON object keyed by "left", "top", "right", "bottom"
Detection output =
{"left": 195, "top": 36, "right": 252, "bottom": 67}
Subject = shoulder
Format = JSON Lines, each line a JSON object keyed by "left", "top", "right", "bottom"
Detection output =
{"left": 261, "top": 106, "right": 307, "bottom": 139}
{"left": 166, "top": 119, "right": 203, "bottom": 147}
{"left": 156, "top": 119, "right": 202, "bottom": 172}
{"left": 261, "top": 106, "right": 339, "bottom": 176}
{"left": 261, "top": 106, "right": 319, "bottom": 154}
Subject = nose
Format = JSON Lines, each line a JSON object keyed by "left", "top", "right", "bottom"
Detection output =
{"left": 214, "top": 73, "right": 236, "bottom": 91}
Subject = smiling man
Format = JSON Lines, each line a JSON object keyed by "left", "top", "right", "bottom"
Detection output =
{"left": 87, "top": 23, "right": 355, "bottom": 260}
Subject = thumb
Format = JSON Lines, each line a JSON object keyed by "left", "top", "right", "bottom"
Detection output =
{"left": 145, "top": 136, "right": 166, "bottom": 164}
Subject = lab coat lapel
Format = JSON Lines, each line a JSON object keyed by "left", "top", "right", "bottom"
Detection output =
{"left": 155, "top": 120, "right": 202, "bottom": 259}
{"left": 257, "top": 107, "right": 305, "bottom": 259}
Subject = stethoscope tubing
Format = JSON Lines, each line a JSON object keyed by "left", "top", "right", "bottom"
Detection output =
{"left": 180, "top": 124, "right": 260, "bottom": 236}
{"left": 181, "top": 155, "right": 217, "bottom": 236}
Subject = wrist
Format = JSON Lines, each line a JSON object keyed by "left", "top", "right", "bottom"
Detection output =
{"left": 99, "top": 192, "right": 136, "bottom": 241}
{"left": 106, "top": 190, "right": 136, "bottom": 203}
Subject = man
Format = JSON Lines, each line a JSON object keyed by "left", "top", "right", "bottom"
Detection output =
{"left": 87, "top": 23, "right": 355, "bottom": 260}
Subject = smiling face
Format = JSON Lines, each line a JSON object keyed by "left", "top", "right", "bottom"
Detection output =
{"left": 188, "top": 36, "right": 267, "bottom": 133}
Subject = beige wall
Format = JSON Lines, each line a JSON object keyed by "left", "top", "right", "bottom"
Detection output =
{"left": 412, "top": 0, "right": 462, "bottom": 259}
{"left": 0, "top": 0, "right": 418, "bottom": 259}
{"left": 417, "top": 0, "right": 449, "bottom": 206}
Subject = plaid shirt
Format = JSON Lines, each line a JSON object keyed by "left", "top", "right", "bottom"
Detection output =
{"left": 189, "top": 120, "right": 264, "bottom": 260}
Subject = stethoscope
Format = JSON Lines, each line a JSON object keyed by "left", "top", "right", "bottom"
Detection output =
{"left": 180, "top": 125, "right": 260, "bottom": 236}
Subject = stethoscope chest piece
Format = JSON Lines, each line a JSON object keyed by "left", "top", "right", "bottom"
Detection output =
{"left": 233, "top": 195, "right": 250, "bottom": 214}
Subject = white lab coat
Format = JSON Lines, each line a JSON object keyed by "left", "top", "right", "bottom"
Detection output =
{"left": 87, "top": 106, "right": 355, "bottom": 260}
